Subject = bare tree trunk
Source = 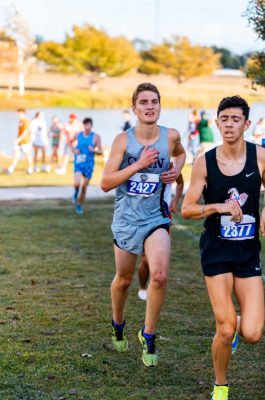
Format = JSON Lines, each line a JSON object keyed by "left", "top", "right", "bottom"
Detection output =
{"left": 18, "top": 45, "right": 25, "bottom": 96}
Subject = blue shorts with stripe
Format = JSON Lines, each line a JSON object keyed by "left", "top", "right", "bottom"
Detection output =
{"left": 74, "top": 162, "right": 94, "bottom": 179}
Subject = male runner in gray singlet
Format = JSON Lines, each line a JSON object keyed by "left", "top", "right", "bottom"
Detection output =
{"left": 138, "top": 173, "right": 184, "bottom": 301}
{"left": 101, "top": 82, "right": 186, "bottom": 367}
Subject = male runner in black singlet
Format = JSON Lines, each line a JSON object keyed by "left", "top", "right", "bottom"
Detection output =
{"left": 182, "top": 96, "right": 265, "bottom": 400}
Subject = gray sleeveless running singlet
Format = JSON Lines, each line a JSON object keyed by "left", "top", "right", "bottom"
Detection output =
{"left": 112, "top": 126, "right": 171, "bottom": 227}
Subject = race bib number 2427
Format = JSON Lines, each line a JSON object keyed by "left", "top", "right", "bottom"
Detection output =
{"left": 127, "top": 173, "right": 159, "bottom": 197}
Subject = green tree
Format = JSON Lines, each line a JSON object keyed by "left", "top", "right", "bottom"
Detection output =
{"left": 247, "top": 53, "right": 265, "bottom": 86}
{"left": 246, "top": 0, "right": 265, "bottom": 39}
{"left": 211, "top": 46, "right": 244, "bottom": 69}
{"left": 140, "top": 37, "right": 220, "bottom": 83}
{"left": 244, "top": 0, "right": 265, "bottom": 86}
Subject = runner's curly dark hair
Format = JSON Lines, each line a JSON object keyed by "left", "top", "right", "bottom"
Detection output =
{"left": 217, "top": 96, "right": 250, "bottom": 120}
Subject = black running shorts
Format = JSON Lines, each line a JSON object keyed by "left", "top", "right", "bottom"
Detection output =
{"left": 200, "top": 231, "right": 262, "bottom": 278}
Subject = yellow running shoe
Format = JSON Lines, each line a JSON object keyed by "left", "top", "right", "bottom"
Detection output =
{"left": 111, "top": 321, "right": 128, "bottom": 352}
{"left": 211, "top": 385, "right": 229, "bottom": 400}
{"left": 138, "top": 328, "right": 158, "bottom": 367}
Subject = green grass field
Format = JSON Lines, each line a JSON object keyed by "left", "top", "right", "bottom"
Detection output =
{"left": 0, "top": 156, "right": 105, "bottom": 188}
{"left": 0, "top": 198, "right": 264, "bottom": 400}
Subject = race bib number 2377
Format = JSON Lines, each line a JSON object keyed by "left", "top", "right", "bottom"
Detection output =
{"left": 220, "top": 215, "right": 256, "bottom": 240}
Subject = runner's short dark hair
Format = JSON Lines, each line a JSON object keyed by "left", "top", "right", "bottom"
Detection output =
{"left": 217, "top": 96, "right": 250, "bottom": 120}
{"left": 83, "top": 118, "right": 93, "bottom": 125}
{"left": 132, "top": 83, "right": 161, "bottom": 106}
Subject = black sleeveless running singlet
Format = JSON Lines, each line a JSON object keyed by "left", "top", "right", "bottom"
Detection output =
{"left": 203, "top": 141, "right": 261, "bottom": 239}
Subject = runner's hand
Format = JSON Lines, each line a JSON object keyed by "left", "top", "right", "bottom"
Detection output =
{"left": 216, "top": 200, "right": 243, "bottom": 223}
{"left": 73, "top": 149, "right": 80, "bottom": 155}
{"left": 89, "top": 146, "right": 95, "bottom": 153}
{"left": 170, "top": 197, "right": 178, "bottom": 214}
{"left": 260, "top": 207, "right": 265, "bottom": 237}
{"left": 137, "top": 146, "right": 159, "bottom": 169}
{"left": 161, "top": 163, "right": 178, "bottom": 184}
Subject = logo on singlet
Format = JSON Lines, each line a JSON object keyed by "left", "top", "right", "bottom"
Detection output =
{"left": 140, "top": 174, "right": 148, "bottom": 182}
{"left": 246, "top": 172, "right": 255, "bottom": 178}
{"left": 225, "top": 187, "right": 248, "bottom": 207}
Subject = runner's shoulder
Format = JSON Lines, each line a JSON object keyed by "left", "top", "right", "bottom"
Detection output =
{"left": 168, "top": 127, "right": 181, "bottom": 141}
{"left": 256, "top": 143, "right": 265, "bottom": 159}
{"left": 93, "top": 132, "right": 101, "bottom": 140}
{"left": 112, "top": 132, "right": 127, "bottom": 152}
{"left": 192, "top": 154, "right": 207, "bottom": 176}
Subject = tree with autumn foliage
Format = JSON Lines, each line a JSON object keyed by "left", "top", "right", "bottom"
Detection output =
{"left": 37, "top": 24, "right": 140, "bottom": 78}
{"left": 139, "top": 37, "right": 220, "bottom": 83}
{"left": 0, "top": 31, "right": 17, "bottom": 72}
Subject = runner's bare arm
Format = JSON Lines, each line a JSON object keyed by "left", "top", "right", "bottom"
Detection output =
{"left": 170, "top": 173, "right": 184, "bottom": 214}
{"left": 89, "top": 134, "right": 103, "bottom": 155}
{"left": 181, "top": 156, "right": 243, "bottom": 220}
{"left": 257, "top": 146, "right": 265, "bottom": 236}
{"left": 101, "top": 133, "right": 159, "bottom": 192}
{"left": 161, "top": 129, "right": 186, "bottom": 184}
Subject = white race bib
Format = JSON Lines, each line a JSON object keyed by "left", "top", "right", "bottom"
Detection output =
{"left": 76, "top": 154, "right": 86, "bottom": 164}
{"left": 127, "top": 173, "right": 159, "bottom": 197}
{"left": 220, "top": 214, "right": 256, "bottom": 240}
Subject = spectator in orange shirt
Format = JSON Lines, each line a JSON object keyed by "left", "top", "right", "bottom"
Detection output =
{"left": 7, "top": 108, "right": 33, "bottom": 174}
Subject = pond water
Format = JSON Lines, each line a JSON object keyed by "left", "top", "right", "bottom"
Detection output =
{"left": 0, "top": 103, "right": 264, "bottom": 156}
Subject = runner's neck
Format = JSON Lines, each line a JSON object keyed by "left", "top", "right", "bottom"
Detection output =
{"left": 219, "top": 139, "right": 246, "bottom": 162}
{"left": 134, "top": 123, "right": 159, "bottom": 145}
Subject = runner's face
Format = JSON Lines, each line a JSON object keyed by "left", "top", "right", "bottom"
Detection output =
{"left": 17, "top": 112, "right": 25, "bottom": 120}
{"left": 216, "top": 108, "right": 251, "bottom": 144}
{"left": 84, "top": 123, "right": 92, "bottom": 134}
{"left": 133, "top": 91, "right": 161, "bottom": 124}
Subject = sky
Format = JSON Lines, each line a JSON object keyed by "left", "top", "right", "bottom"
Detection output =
{"left": 1, "top": 0, "right": 263, "bottom": 54}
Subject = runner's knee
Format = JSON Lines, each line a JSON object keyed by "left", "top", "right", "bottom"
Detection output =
{"left": 150, "top": 269, "right": 168, "bottom": 288}
{"left": 241, "top": 327, "right": 264, "bottom": 344}
{"left": 114, "top": 275, "right": 132, "bottom": 291}
{"left": 216, "top": 322, "right": 235, "bottom": 345}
